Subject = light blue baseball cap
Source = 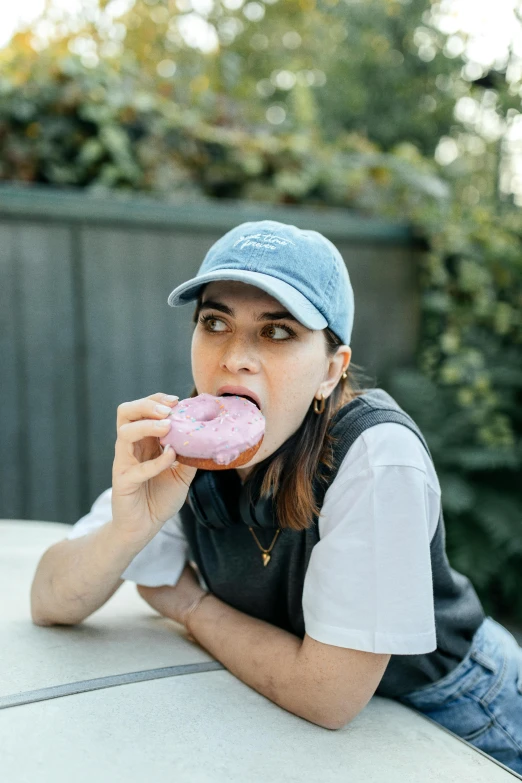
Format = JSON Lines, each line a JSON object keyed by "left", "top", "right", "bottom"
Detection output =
{"left": 167, "top": 220, "right": 354, "bottom": 346}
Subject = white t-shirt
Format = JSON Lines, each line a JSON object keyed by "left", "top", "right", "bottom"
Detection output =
{"left": 66, "top": 422, "right": 440, "bottom": 655}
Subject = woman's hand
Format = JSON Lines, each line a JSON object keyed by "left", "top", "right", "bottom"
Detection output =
{"left": 111, "top": 392, "right": 198, "bottom": 545}
{"left": 136, "top": 564, "right": 206, "bottom": 626}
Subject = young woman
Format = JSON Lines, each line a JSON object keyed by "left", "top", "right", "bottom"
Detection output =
{"left": 31, "top": 221, "right": 522, "bottom": 772}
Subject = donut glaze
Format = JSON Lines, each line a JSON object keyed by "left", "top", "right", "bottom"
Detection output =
{"left": 159, "top": 393, "right": 265, "bottom": 467}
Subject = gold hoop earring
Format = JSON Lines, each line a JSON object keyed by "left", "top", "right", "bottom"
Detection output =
{"left": 313, "top": 394, "right": 325, "bottom": 414}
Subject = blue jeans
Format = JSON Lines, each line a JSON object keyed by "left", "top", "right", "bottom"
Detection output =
{"left": 397, "top": 616, "right": 522, "bottom": 776}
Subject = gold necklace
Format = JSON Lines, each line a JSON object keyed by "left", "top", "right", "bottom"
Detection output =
{"left": 248, "top": 527, "right": 281, "bottom": 567}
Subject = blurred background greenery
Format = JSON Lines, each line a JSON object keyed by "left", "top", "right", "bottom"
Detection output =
{"left": 1, "top": 0, "right": 521, "bottom": 622}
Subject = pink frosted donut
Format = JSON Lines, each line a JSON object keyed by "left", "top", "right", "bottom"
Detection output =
{"left": 158, "top": 392, "right": 265, "bottom": 470}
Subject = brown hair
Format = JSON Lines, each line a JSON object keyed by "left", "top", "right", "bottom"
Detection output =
{"left": 190, "top": 292, "right": 374, "bottom": 531}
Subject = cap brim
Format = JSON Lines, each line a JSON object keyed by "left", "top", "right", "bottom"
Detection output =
{"left": 167, "top": 269, "right": 328, "bottom": 330}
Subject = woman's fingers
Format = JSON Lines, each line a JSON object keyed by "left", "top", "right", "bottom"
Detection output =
{"left": 114, "top": 416, "right": 172, "bottom": 465}
{"left": 118, "top": 417, "right": 172, "bottom": 443}
{"left": 114, "top": 392, "right": 179, "bottom": 470}
{"left": 114, "top": 444, "right": 180, "bottom": 489}
{"left": 116, "top": 393, "right": 179, "bottom": 431}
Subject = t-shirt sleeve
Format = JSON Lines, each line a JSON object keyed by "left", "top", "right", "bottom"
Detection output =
{"left": 65, "top": 487, "right": 188, "bottom": 587}
{"left": 302, "top": 462, "right": 438, "bottom": 655}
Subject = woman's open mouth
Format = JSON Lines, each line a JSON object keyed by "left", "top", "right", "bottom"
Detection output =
{"left": 221, "top": 392, "right": 261, "bottom": 411}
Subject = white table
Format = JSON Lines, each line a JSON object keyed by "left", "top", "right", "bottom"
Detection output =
{"left": 1, "top": 519, "right": 520, "bottom": 782}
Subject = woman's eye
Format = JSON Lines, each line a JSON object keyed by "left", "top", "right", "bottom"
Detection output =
{"left": 265, "top": 324, "right": 292, "bottom": 340}
{"left": 202, "top": 317, "right": 226, "bottom": 332}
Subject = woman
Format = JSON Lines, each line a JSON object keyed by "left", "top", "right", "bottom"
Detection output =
{"left": 31, "top": 220, "right": 522, "bottom": 772}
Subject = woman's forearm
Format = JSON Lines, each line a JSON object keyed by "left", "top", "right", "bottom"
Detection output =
{"left": 144, "top": 586, "right": 336, "bottom": 729}
{"left": 30, "top": 522, "right": 147, "bottom": 626}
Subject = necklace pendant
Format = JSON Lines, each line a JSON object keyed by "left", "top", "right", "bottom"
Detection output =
{"left": 262, "top": 553, "right": 271, "bottom": 567}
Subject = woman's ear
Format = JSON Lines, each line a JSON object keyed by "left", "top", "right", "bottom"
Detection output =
{"left": 321, "top": 346, "right": 351, "bottom": 397}
{"left": 339, "top": 346, "right": 352, "bottom": 376}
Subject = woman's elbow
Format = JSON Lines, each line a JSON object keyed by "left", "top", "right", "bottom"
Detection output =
{"left": 302, "top": 702, "right": 353, "bottom": 731}
{"left": 316, "top": 713, "right": 351, "bottom": 731}
{"left": 30, "top": 609, "right": 79, "bottom": 627}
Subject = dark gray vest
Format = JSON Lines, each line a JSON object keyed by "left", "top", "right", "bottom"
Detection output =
{"left": 179, "top": 387, "right": 485, "bottom": 699}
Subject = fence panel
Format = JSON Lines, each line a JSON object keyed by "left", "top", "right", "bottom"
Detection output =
{"left": 0, "top": 221, "right": 80, "bottom": 522}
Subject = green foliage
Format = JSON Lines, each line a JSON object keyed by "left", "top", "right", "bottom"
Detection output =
{"left": 1, "top": 0, "right": 521, "bottom": 621}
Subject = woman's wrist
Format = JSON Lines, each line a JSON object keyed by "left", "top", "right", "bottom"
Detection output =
{"left": 182, "top": 591, "right": 211, "bottom": 638}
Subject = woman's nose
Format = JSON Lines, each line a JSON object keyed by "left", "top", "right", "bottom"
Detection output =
{"left": 220, "top": 338, "right": 259, "bottom": 373}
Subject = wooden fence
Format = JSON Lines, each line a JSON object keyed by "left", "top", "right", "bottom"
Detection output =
{"left": 0, "top": 184, "right": 418, "bottom": 525}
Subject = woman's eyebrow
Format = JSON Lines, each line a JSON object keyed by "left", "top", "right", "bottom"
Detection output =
{"left": 200, "top": 299, "right": 298, "bottom": 322}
